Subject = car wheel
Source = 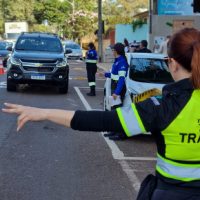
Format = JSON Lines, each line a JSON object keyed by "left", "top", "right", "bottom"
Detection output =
{"left": 59, "top": 78, "right": 69, "bottom": 94}
{"left": 7, "top": 79, "right": 17, "bottom": 92}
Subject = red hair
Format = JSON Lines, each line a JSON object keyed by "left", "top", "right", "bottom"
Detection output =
{"left": 168, "top": 28, "right": 200, "bottom": 88}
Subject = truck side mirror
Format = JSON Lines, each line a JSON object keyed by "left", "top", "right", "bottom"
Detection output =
{"left": 65, "top": 49, "right": 72, "bottom": 54}
{"left": 6, "top": 46, "right": 13, "bottom": 51}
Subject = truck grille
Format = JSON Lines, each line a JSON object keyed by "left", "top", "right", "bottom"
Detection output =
{"left": 23, "top": 66, "right": 54, "bottom": 72}
{"left": 20, "top": 59, "right": 57, "bottom": 73}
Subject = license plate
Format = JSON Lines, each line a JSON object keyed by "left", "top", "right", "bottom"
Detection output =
{"left": 31, "top": 75, "right": 45, "bottom": 80}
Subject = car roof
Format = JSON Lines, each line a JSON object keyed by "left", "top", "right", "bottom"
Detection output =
{"left": 19, "top": 32, "right": 59, "bottom": 39}
{"left": 65, "top": 42, "right": 79, "bottom": 45}
{"left": 127, "top": 53, "right": 166, "bottom": 59}
{"left": 0, "top": 41, "right": 8, "bottom": 44}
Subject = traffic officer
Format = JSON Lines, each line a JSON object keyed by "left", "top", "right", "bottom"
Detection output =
{"left": 85, "top": 42, "right": 98, "bottom": 96}
{"left": 3, "top": 28, "right": 200, "bottom": 199}
{"left": 104, "top": 43, "right": 129, "bottom": 140}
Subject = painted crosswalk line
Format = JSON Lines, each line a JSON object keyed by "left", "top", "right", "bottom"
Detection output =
{"left": 0, "top": 81, "right": 6, "bottom": 88}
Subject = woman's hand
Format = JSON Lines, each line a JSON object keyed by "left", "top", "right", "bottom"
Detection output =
{"left": 2, "top": 103, "right": 75, "bottom": 131}
{"left": 112, "top": 93, "right": 118, "bottom": 100}
{"left": 2, "top": 103, "right": 48, "bottom": 131}
{"left": 104, "top": 72, "right": 111, "bottom": 78}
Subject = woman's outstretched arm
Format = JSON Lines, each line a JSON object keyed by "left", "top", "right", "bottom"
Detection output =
{"left": 2, "top": 103, "right": 75, "bottom": 131}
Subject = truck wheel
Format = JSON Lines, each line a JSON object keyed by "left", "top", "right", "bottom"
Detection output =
{"left": 7, "top": 79, "right": 17, "bottom": 92}
{"left": 59, "top": 78, "right": 68, "bottom": 94}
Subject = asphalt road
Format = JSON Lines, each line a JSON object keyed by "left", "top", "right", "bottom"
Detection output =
{"left": 0, "top": 60, "right": 156, "bottom": 200}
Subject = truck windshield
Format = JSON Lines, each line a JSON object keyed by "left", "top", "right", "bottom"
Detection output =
{"left": 16, "top": 37, "right": 63, "bottom": 52}
{"left": 129, "top": 58, "right": 173, "bottom": 83}
{"left": 65, "top": 43, "right": 81, "bottom": 49}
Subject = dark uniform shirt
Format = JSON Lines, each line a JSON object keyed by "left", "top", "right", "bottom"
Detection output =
{"left": 71, "top": 78, "right": 200, "bottom": 187}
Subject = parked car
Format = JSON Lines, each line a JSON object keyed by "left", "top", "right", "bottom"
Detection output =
{"left": 104, "top": 53, "right": 173, "bottom": 111}
{"left": 0, "top": 41, "right": 12, "bottom": 67}
{"left": 64, "top": 41, "right": 83, "bottom": 60}
{"left": 7, "top": 32, "right": 71, "bottom": 93}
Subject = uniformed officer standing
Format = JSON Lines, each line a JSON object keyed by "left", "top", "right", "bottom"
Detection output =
{"left": 104, "top": 43, "right": 129, "bottom": 140}
{"left": 85, "top": 42, "right": 98, "bottom": 96}
{"left": 3, "top": 28, "right": 200, "bottom": 200}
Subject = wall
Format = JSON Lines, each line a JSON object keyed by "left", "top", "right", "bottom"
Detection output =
{"left": 115, "top": 24, "right": 148, "bottom": 43}
{"left": 149, "top": 15, "right": 200, "bottom": 50}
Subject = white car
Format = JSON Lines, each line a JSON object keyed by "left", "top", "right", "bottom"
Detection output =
{"left": 104, "top": 53, "right": 173, "bottom": 111}
{"left": 64, "top": 41, "right": 83, "bottom": 60}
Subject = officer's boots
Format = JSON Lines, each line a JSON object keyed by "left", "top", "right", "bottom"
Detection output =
{"left": 87, "top": 86, "right": 96, "bottom": 96}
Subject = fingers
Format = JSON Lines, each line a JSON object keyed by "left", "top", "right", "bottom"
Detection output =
{"left": 4, "top": 102, "right": 20, "bottom": 109}
{"left": 2, "top": 103, "right": 22, "bottom": 114}
{"left": 17, "top": 116, "right": 29, "bottom": 132}
{"left": 2, "top": 102, "right": 27, "bottom": 131}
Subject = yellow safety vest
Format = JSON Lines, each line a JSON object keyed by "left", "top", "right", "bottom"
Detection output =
{"left": 117, "top": 90, "right": 200, "bottom": 182}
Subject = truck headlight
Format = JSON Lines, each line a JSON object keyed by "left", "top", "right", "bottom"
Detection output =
{"left": 10, "top": 57, "right": 21, "bottom": 66}
{"left": 56, "top": 59, "right": 67, "bottom": 67}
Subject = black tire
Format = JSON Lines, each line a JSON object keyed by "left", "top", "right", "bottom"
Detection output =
{"left": 58, "top": 78, "right": 69, "bottom": 94}
{"left": 7, "top": 79, "right": 17, "bottom": 92}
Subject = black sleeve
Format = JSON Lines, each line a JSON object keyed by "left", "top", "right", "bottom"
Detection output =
{"left": 70, "top": 110, "right": 125, "bottom": 133}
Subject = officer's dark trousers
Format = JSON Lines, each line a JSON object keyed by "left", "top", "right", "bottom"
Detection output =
{"left": 111, "top": 80, "right": 126, "bottom": 109}
{"left": 110, "top": 80, "right": 127, "bottom": 138}
{"left": 151, "top": 188, "right": 200, "bottom": 200}
{"left": 86, "top": 63, "right": 97, "bottom": 94}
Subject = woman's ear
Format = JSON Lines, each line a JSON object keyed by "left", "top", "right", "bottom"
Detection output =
{"left": 170, "top": 58, "right": 179, "bottom": 72}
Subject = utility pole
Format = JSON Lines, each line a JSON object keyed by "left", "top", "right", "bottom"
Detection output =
{"left": 149, "top": 0, "right": 152, "bottom": 34}
{"left": 98, "top": 0, "right": 103, "bottom": 62}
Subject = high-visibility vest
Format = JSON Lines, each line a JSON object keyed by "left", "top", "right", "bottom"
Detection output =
{"left": 117, "top": 90, "right": 200, "bottom": 182}
{"left": 157, "top": 90, "right": 200, "bottom": 181}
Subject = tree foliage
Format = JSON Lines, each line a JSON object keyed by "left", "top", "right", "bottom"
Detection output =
{"left": 0, "top": 0, "right": 148, "bottom": 40}
{"left": 103, "top": 0, "right": 148, "bottom": 29}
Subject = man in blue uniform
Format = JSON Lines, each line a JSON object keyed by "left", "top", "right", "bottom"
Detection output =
{"left": 85, "top": 42, "right": 98, "bottom": 96}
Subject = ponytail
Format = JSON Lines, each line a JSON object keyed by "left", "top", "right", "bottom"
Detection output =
{"left": 122, "top": 52, "right": 129, "bottom": 67}
{"left": 191, "top": 42, "right": 200, "bottom": 89}
{"left": 113, "top": 43, "right": 129, "bottom": 67}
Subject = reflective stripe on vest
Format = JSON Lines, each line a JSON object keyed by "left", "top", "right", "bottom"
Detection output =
{"left": 118, "top": 70, "right": 126, "bottom": 77}
{"left": 156, "top": 154, "right": 200, "bottom": 181}
{"left": 86, "top": 59, "right": 97, "bottom": 63}
{"left": 89, "top": 82, "right": 96, "bottom": 86}
{"left": 111, "top": 73, "right": 119, "bottom": 81}
{"left": 157, "top": 90, "right": 200, "bottom": 181}
{"left": 116, "top": 103, "right": 146, "bottom": 137}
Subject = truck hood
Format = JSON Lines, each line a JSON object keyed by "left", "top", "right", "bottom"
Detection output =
{"left": 13, "top": 50, "right": 64, "bottom": 60}
{"left": 0, "top": 50, "right": 10, "bottom": 57}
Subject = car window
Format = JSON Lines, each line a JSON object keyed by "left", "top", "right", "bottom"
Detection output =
{"left": 0, "top": 42, "right": 7, "bottom": 50}
{"left": 65, "top": 43, "right": 80, "bottom": 49}
{"left": 129, "top": 58, "right": 173, "bottom": 83}
{"left": 15, "top": 37, "right": 63, "bottom": 52}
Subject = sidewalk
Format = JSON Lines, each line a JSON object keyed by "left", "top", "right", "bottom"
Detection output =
{"left": 97, "top": 62, "right": 112, "bottom": 71}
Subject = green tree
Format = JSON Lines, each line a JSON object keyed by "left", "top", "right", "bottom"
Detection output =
{"left": 0, "top": 0, "right": 4, "bottom": 36}
{"left": 103, "top": 0, "right": 148, "bottom": 29}
{"left": 3, "top": 0, "right": 35, "bottom": 23}
{"left": 62, "top": 0, "right": 98, "bottom": 41}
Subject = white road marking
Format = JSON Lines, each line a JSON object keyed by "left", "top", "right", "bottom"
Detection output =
{"left": 76, "top": 86, "right": 104, "bottom": 90}
{"left": 74, "top": 86, "right": 156, "bottom": 192}
{"left": 117, "top": 157, "right": 156, "bottom": 161}
{"left": 74, "top": 87, "right": 92, "bottom": 110}
{"left": 0, "top": 81, "right": 6, "bottom": 88}
{"left": 69, "top": 76, "right": 105, "bottom": 81}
